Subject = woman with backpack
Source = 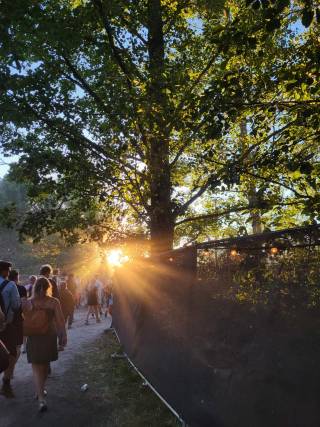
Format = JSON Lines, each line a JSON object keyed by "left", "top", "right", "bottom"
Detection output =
{"left": 23, "top": 277, "right": 67, "bottom": 412}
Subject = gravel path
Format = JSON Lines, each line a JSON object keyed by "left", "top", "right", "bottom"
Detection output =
{"left": 0, "top": 309, "right": 112, "bottom": 427}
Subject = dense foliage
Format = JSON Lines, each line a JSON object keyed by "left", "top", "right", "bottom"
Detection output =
{"left": 0, "top": 177, "right": 102, "bottom": 274}
{"left": 0, "top": 0, "right": 319, "bottom": 250}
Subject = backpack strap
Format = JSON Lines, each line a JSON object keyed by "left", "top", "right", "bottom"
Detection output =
{"left": 0, "top": 280, "right": 10, "bottom": 294}
{"left": 0, "top": 280, "right": 10, "bottom": 317}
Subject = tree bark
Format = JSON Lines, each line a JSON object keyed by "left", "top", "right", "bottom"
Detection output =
{"left": 147, "top": 0, "right": 174, "bottom": 253}
{"left": 240, "top": 121, "right": 263, "bottom": 234}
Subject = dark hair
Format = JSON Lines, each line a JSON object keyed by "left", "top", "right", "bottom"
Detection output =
{"left": 0, "top": 260, "right": 12, "bottom": 274}
{"left": 40, "top": 264, "right": 53, "bottom": 276}
{"left": 33, "top": 277, "right": 51, "bottom": 298}
{"left": 8, "top": 269, "right": 19, "bottom": 282}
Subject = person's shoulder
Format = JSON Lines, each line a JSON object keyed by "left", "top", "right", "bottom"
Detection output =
{"left": 47, "top": 296, "right": 60, "bottom": 306}
{"left": 7, "top": 281, "right": 17, "bottom": 290}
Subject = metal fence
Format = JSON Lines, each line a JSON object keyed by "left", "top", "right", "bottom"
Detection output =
{"left": 113, "top": 225, "right": 320, "bottom": 427}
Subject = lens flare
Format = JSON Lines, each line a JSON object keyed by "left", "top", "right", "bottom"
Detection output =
{"left": 106, "top": 249, "right": 128, "bottom": 267}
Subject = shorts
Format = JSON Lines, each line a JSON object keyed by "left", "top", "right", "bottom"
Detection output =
{"left": 0, "top": 323, "right": 18, "bottom": 357}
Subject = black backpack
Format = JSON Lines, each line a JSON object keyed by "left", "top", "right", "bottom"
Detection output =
{"left": 0, "top": 280, "right": 10, "bottom": 320}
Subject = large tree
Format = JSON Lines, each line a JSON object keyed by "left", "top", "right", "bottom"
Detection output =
{"left": 0, "top": 0, "right": 319, "bottom": 251}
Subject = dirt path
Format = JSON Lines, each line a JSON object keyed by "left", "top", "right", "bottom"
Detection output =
{"left": 0, "top": 308, "right": 112, "bottom": 427}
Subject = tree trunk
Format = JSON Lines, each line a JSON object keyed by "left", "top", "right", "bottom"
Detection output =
{"left": 147, "top": 0, "right": 174, "bottom": 253}
{"left": 240, "top": 121, "right": 263, "bottom": 234}
{"left": 248, "top": 188, "right": 263, "bottom": 234}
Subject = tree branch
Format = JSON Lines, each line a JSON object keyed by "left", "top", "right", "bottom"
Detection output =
{"left": 175, "top": 176, "right": 215, "bottom": 216}
{"left": 59, "top": 54, "right": 112, "bottom": 116}
{"left": 93, "top": 0, "right": 134, "bottom": 89}
{"left": 176, "top": 205, "right": 254, "bottom": 226}
{"left": 175, "top": 200, "right": 307, "bottom": 227}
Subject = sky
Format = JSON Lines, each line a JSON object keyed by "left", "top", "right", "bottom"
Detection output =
{"left": 0, "top": 155, "right": 19, "bottom": 179}
{"left": 0, "top": 159, "right": 11, "bottom": 178}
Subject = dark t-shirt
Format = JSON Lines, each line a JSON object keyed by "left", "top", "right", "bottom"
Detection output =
{"left": 17, "top": 284, "right": 27, "bottom": 298}
{"left": 50, "top": 278, "right": 60, "bottom": 300}
{"left": 60, "top": 289, "right": 75, "bottom": 317}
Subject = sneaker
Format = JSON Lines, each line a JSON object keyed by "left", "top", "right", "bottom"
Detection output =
{"left": 85, "top": 321, "right": 89, "bottom": 325}
{"left": 38, "top": 399, "right": 48, "bottom": 412}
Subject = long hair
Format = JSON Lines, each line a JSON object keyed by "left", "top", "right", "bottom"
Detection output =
{"left": 33, "top": 277, "right": 51, "bottom": 298}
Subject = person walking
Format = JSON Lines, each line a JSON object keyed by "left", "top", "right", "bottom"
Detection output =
{"left": 7, "top": 270, "right": 27, "bottom": 371}
{"left": 94, "top": 275, "right": 104, "bottom": 316}
{"left": 40, "top": 264, "right": 60, "bottom": 300}
{"left": 23, "top": 277, "right": 67, "bottom": 412}
{"left": 66, "top": 273, "right": 77, "bottom": 327}
{"left": 25, "top": 275, "right": 37, "bottom": 298}
{"left": 85, "top": 282, "right": 100, "bottom": 325}
{"left": 39, "top": 265, "right": 60, "bottom": 376}
{"left": 104, "top": 283, "right": 114, "bottom": 318}
{"left": 59, "top": 281, "right": 75, "bottom": 330}
{"left": 0, "top": 260, "right": 21, "bottom": 398}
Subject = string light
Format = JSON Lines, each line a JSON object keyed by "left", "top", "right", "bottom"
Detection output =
{"left": 230, "top": 249, "right": 238, "bottom": 257}
{"left": 270, "top": 247, "right": 278, "bottom": 255}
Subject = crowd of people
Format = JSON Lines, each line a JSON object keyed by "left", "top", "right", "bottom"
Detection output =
{"left": 0, "top": 260, "right": 114, "bottom": 412}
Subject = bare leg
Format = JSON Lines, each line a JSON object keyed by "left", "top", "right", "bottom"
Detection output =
{"left": 32, "top": 363, "right": 48, "bottom": 401}
{"left": 1, "top": 354, "right": 16, "bottom": 397}
{"left": 9, "top": 346, "right": 21, "bottom": 379}
{"left": 16, "top": 345, "right": 21, "bottom": 363}
{"left": 85, "top": 306, "right": 93, "bottom": 323}
{"left": 3, "top": 355, "right": 17, "bottom": 382}
{"left": 94, "top": 306, "right": 100, "bottom": 322}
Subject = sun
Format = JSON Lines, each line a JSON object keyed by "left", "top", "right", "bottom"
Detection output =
{"left": 107, "top": 249, "right": 127, "bottom": 267}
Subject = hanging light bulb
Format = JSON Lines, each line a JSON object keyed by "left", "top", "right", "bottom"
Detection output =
{"left": 270, "top": 247, "right": 278, "bottom": 255}
{"left": 230, "top": 248, "right": 238, "bottom": 257}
